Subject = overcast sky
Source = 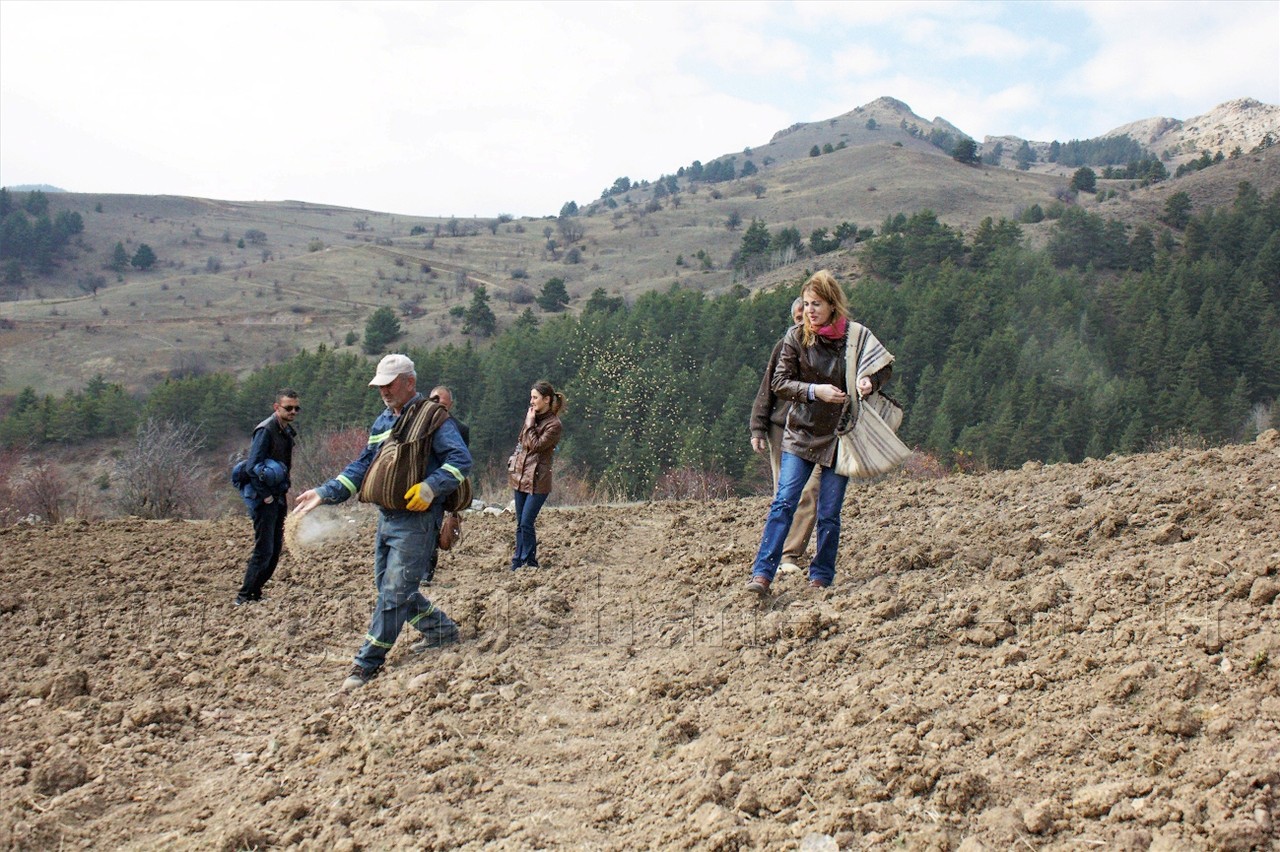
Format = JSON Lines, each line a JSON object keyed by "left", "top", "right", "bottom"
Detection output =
{"left": 2, "top": 0, "right": 1277, "bottom": 218}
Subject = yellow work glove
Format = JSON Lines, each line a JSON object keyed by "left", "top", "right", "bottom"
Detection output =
{"left": 404, "top": 482, "right": 434, "bottom": 512}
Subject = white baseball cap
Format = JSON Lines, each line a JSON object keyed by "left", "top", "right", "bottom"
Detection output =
{"left": 369, "top": 353, "right": 415, "bottom": 386}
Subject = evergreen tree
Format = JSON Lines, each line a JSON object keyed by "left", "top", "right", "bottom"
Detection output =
{"left": 536, "top": 277, "right": 570, "bottom": 312}
{"left": 583, "top": 288, "right": 624, "bottom": 315}
{"left": 1161, "top": 191, "right": 1192, "bottom": 229}
{"left": 1070, "top": 167, "right": 1097, "bottom": 194}
{"left": 109, "top": 242, "right": 130, "bottom": 272}
{"left": 24, "top": 190, "right": 49, "bottom": 216}
{"left": 1128, "top": 225, "right": 1155, "bottom": 271}
{"left": 514, "top": 308, "right": 539, "bottom": 331}
{"left": 737, "top": 218, "right": 771, "bottom": 267}
{"left": 362, "top": 306, "right": 402, "bottom": 354}
{"left": 951, "top": 138, "right": 979, "bottom": 165}
{"left": 2, "top": 259, "right": 22, "bottom": 287}
{"left": 463, "top": 284, "right": 497, "bottom": 337}
{"left": 130, "top": 244, "right": 157, "bottom": 270}
{"left": 770, "top": 226, "right": 802, "bottom": 254}
{"left": 1014, "top": 140, "right": 1036, "bottom": 170}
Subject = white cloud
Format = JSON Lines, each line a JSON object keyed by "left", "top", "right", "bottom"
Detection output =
{"left": 1073, "top": 1, "right": 1279, "bottom": 118}
{"left": 943, "top": 22, "right": 1038, "bottom": 61}
{"left": 832, "top": 44, "right": 892, "bottom": 77}
{"left": 792, "top": 0, "right": 955, "bottom": 28}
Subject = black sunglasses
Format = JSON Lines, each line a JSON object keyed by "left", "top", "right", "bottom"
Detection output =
{"left": 281, "top": 404, "right": 301, "bottom": 412}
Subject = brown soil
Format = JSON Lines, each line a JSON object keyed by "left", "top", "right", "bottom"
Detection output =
{"left": 1, "top": 436, "right": 1278, "bottom": 850}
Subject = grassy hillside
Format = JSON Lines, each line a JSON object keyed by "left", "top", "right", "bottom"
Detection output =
{"left": 1, "top": 103, "right": 1277, "bottom": 397}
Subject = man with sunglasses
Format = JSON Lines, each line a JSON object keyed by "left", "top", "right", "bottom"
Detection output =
{"left": 235, "top": 389, "right": 300, "bottom": 606}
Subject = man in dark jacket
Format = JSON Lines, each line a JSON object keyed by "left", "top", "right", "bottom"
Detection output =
{"left": 425, "top": 384, "right": 468, "bottom": 585}
{"left": 429, "top": 385, "right": 470, "bottom": 447}
{"left": 236, "top": 389, "right": 299, "bottom": 605}
{"left": 749, "top": 299, "right": 819, "bottom": 575}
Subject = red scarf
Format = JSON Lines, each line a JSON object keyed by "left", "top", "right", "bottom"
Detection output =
{"left": 813, "top": 315, "right": 848, "bottom": 340}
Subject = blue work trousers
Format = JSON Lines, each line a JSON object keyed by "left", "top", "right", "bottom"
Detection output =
{"left": 354, "top": 509, "right": 458, "bottom": 672}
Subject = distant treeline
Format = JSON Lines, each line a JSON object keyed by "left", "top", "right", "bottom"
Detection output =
{"left": 0, "top": 188, "right": 84, "bottom": 281}
{"left": 3, "top": 182, "right": 1277, "bottom": 498}
{"left": 1048, "top": 134, "right": 1147, "bottom": 167}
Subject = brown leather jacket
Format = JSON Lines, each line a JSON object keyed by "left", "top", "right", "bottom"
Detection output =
{"left": 749, "top": 335, "right": 793, "bottom": 440}
{"left": 772, "top": 326, "right": 891, "bottom": 467}
{"left": 508, "top": 412, "right": 562, "bottom": 494}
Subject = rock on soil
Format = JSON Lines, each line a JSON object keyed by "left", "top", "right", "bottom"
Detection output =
{"left": 0, "top": 438, "right": 1277, "bottom": 849}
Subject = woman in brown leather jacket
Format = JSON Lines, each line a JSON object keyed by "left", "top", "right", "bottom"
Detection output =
{"left": 746, "top": 270, "right": 891, "bottom": 594}
{"left": 507, "top": 380, "right": 565, "bottom": 570}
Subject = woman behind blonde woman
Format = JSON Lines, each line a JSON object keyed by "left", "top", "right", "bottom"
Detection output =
{"left": 507, "top": 381, "right": 565, "bottom": 570}
{"left": 746, "top": 270, "right": 892, "bottom": 594}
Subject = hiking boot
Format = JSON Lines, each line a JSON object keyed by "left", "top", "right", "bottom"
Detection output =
{"left": 341, "top": 664, "right": 378, "bottom": 691}
{"left": 779, "top": 561, "right": 801, "bottom": 575}
{"left": 411, "top": 625, "right": 460, "bottom": 654}
{"left": 745, "top": 576, "right": 771, "bottom": 595}
{"left": 808, "top": 579, "right": 830, "bottom": 589}
{"left": 234, "top": 594, "right": 256, "bottom": 606}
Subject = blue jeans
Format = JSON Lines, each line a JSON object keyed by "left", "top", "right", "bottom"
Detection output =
{"left": 750, "top": 452, "right": 849, "bottom": 585}
{"left": 512, "top": 490, "right": 549, "bottom": 568}
{"left": 240, "top": 497, "right": 285, "bottom": 599}
{"left": 354, "top": 509, "right": 458, "bottom": 672}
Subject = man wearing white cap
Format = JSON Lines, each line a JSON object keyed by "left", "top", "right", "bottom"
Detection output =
{"left": 295, "top": 353, "right": 472, "bottom": 691}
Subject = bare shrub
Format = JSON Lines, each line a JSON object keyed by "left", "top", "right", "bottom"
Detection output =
{"left": 948, "top": 449, "right": 987, "bottom": 475}
{"left": 18, "top": 461, "right": 65, "bottom": 523}
{"left": 471, "top": 458, "right": 514, "bottom": 508}
{"left": 0, "top": 455, "right": 74, "bottom": 525}
{"left": 651, "top": 467, "right": 736, "bottom": 501}
{"left": 896, "top": 448, "right": 987, "bottom": 480}
{"left": 115, "top": 419, "right": 207, "bottom": 519}
{"left": 290, "top": 426, "right": 369, "bottom": 494}
{"left": 0, "top": 449, "right": 22, "bottom": 526}
{"left": 1145, "top": 429, "right": 1213, "bottom": 453}
{"left": 897, "top": 450, "right": 949, "bottom": 480}
{"left": 1246, "top": 401, "right": 1275, "bottom": 439}
{"left": 66, "top": 473, "right": 109, "bottom": 523}
{"left": 546, "top": 463, "right": 629, "bottom": 507}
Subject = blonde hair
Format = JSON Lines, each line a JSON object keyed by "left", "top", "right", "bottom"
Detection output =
{"left": 800, "top": 270, "right": 850, "bottom": 346}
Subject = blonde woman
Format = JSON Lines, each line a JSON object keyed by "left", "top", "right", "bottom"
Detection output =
{"left": 746, "top": 271, "right": 892, "bottom": 593}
